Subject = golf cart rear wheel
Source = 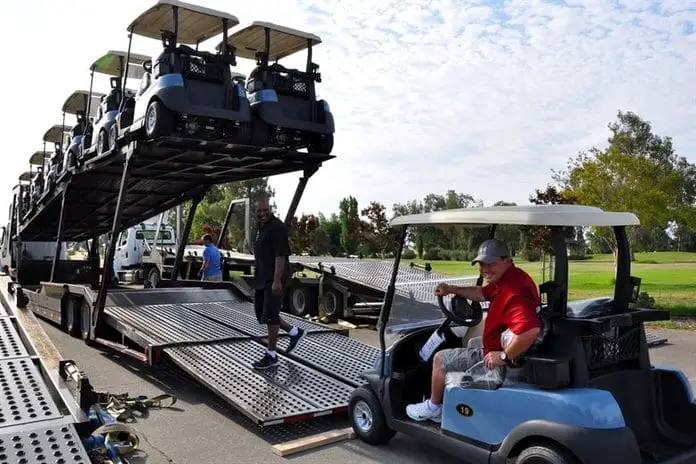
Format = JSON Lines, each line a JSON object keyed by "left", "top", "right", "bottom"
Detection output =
{"left": 97, "top": 129, "right": 108, "bottom": 155}
{"left": 309, "top": 134, "right": 333, "bottom": 155}
{"left": 349, "top": 386, "right": 395, "bottom": 445}
{"left": 516, "top": 444, "right": 577, "bottom": 464}
{"left": 145, "top": 100, "right": 173, "bottom": 138}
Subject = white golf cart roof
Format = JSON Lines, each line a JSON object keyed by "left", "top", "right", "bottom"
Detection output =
{"left": 43, "top": 125, "right": 70, "bottom": 144}
{"left": 390, "top": 204, "right": 641, "bottom": 228}
{"left": 90, "top": 50, "right": 151, "bottom": 80}
{"left": 221, "top": 21, "right": 322, "bottom": 61}
{"left": 127, "top": 0, "right": 239, "bottom": 45}
{"left": 18, "top": 171, "right": 32, "bottom": 183}
{"left": 29, "top": 151, "right": 50, "bottom": 166}
{"left": 62, "top": 90, "right": 105, "bottom": 116}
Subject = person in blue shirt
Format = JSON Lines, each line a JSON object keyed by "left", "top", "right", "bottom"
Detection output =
{"left": 199, "top": 234, "right": 222, "bottom": 281}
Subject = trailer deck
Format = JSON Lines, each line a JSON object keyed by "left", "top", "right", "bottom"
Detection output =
{"left": 97, "top": 286, "right": 378, "bottom": 426}
{"left": 0, "top": 277, "right": 92, "bottom": 462}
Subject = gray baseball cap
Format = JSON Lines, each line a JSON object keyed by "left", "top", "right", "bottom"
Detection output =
{"left": 471, "top": 239, "right": 510, "bottom": 265}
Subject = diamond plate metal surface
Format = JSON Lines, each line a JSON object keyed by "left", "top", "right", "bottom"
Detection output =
{"left": 273, "top": 334, "right": 372, "bottom": 387}
{"left": 302, "top": 332, "right": 379, "bottom": 364}
{"left": 0, "top": 319, "right": 28, "bottom": 361}
{"left": 0, "top": 359, "right": 61, "bottom": 427}
{"left": 164, "top": 340, "right": 352, "bottom": 424}
{"left": 0, "top": 420, "right": 92, "bottom": 463}
{"left": 105, "top": 303, "right": 247, "bottom": 344}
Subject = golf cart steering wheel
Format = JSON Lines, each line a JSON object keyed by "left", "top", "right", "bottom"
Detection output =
{"left": 437, "top": 294, "right": 483, "bottom": 327}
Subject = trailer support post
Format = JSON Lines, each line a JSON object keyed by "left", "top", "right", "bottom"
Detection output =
{"left": 92, "top": 148, "right": 134, "bottom": 335}
{"left": 217, "top": 198, "right": 236, "bottom": 249}
{"left": 170, "top": 195, "right": 202, "bottom": 281}
{"left": 50, "top": 186, "right": 69, "bottom": 282}
{"left": 284, "top": 165, "right": 319, "bottom": 227}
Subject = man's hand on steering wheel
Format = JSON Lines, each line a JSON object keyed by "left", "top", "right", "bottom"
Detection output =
{"left": 434, "top": 283, "right": 451, "bottom": 296}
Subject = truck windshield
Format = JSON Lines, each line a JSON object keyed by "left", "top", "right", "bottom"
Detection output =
{"left": 136, "top": 229, "right": 174, "bottom": 243}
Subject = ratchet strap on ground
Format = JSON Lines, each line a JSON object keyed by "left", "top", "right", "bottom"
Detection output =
{"left": 83, "top": 391, "right": 178, "bottom": 463}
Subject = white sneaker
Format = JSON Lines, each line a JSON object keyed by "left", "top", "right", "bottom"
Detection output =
{"left": 406, "top": 399, "right": 442, "bottom": 423}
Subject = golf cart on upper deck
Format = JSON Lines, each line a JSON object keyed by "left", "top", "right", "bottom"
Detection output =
{"left": 221, "top": 21, "right": 335, "bottom": 154}
{"left": 349, "top": 205, "right": 696, "bottom": 464}
{"left": 115, "top": 0, "right": 253, "bottom": 144}
{"left": 61, "top": 90, "right": 104, "bottom": 170}
{"left": 27, "top": 150, "right": 49, "bottom": 210}
{"left": 81, "top": 50, "right": 150, "bottom": 160}
{"left": 41, "top": 124, "right": 69, "bottom": 191}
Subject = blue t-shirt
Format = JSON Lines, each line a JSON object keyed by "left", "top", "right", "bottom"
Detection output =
{"left": 202, "top": 244, "right": 221, "bottom": 276}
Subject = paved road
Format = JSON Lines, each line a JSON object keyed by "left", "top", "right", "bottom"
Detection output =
{"left": 38, "top": 320, "right": 695, "bottom": 464}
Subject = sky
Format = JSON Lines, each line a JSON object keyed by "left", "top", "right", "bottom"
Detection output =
{"left": 0, "top": 0, "right": 695, "bottom": 224}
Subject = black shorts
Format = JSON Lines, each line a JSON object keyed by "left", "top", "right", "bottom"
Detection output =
{"left": 254, "top": 288, "right": 282, "bottom": 325}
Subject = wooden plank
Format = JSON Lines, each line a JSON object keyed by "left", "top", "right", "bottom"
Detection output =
{"left": 271, "top": 427, "right": 356, "bottom": 457}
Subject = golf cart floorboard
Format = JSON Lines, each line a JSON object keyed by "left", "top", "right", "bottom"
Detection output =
{"left": 100, "top": 287, "right": 377, "bottom": 425}
{"left": 17, "top": 135, "right": 334, "bottom": 242}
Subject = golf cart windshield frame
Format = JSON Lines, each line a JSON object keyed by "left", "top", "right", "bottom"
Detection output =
{"left": 377, "top": 206, "right": 641, "bottom": 377}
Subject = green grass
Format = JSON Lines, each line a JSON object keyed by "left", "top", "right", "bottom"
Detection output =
{"left": 405, "top": 251, "right": 696, "bottom": 316}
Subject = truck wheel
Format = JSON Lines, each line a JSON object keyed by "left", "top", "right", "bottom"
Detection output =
{"left": 517, "top": 444, "right": 577, "bottom": 464}
{"left": 349, "top": 386, "right": 395, "bottom": 445}
{"left": 146, "top": 268, "right": 160, "bottom": 288}
{"left": 145, "top": 100, "right": 173, "bottom": 139}
{"left": 322, "top": 288, "right": 343, "bottom": 322}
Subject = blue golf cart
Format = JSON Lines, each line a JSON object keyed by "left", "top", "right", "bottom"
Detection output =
{"left": 220, "top": 21, "right": 335, "bottom": 154}
{"left": 349, "top": 204, "right": 696, "bottom": 463}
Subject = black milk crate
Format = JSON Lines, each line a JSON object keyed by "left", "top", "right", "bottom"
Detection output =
{"left": 581, "top": 325, "right": 642, "bottom": 370}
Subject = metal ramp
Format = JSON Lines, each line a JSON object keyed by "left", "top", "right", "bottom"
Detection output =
{"left": 102, "top": 287, "right": 378, "bottom": 425}
{"left": 0, "top": 304, "right": 91, "bottom": 462}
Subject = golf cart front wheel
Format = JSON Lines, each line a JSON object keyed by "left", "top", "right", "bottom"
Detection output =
{"left": 516, "top": 444, "right": 577, "bottom": 464}
{"left": 309, "top": 134, "right": 333, "bottom": 154}
{"left": 145, "top": 100, "right": 173, "bottom": 139}
{"left": 349, "top": 386, "right": 395, "bottom": 445}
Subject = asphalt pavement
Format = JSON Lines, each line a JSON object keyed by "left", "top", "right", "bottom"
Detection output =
{"left": 37, "top": 320, "right": 696, "bottom": 464}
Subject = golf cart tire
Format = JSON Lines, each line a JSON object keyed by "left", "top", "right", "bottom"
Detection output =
{"left": 349, "top": 385, "right": 396, "bottom": 445}
{"left": 145, "top": 100, "right": 173, "bottom": 139}
{"left": 516, "top": 443, "right": 577, "bottom": 464}
{"left": 310, "top": 134, "right": 333, "bottom": 155}
{"left": 97, "top": 129, "right": 108, "bottom": 155}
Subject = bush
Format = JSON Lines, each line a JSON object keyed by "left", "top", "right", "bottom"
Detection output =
{"left": 402, "top": 248, "right": 417, "bottom": 259}
{"left": 568, "top": 254, "right": 592, "bottom": 261}
{"left": 424, "top": 247, "right": 441, "bottom": 260}
{"left": 635, "top": 292, "right": 655, "bottom": 309}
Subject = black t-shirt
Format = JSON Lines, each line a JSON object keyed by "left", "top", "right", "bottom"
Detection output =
{"left": 253, "top": 215, "right": 291, "bottom": 289}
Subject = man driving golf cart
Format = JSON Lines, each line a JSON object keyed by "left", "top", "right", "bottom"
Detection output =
{"left": 406, "top": 238, "right": 542, "bottom": 422}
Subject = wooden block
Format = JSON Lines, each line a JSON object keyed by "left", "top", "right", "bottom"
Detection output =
{"left": 338, "top": 319, "right": 357, "bottom": 329}
{"left": 271, "top": 427, "right": 356, "bottom": 457}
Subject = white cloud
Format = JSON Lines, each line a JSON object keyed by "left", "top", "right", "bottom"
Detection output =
{"left": 0, "top": 0, "right": 694, "bottom": 229}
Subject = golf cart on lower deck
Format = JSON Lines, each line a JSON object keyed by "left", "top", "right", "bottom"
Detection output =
{"left": 349, "top": 205, "right": 696, "bottom": 464}
{"left": 115, "top": 0, "right": 253, "bottom": 144}
{"left": 222, "top": 21, "right": 335, "bottom": 154}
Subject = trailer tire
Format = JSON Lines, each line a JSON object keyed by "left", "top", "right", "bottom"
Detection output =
{"left": 16, "top": 288, "right": 28, "bottom": 308}
{"left": 322, "top": 288, "right": 343, "bottom": 322}
{"left": 287, "top": 286, "right": 317, "bottom": 318}
{"left": 80, "top": 299, "right": 93, "bottom": 345}
{"left": 64, "top": 296, "right": 81, "bottom": 338}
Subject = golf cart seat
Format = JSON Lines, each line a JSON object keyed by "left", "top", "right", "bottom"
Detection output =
{"left": 105, "top": 87, "right": 122, "bottom": 112}
{"left": 566, "top": 297, "right": 614, "bottom": 318}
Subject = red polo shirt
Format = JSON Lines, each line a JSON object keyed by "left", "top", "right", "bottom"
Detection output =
{"left": 481, "top": 265, "right": 540, "bottom": 354}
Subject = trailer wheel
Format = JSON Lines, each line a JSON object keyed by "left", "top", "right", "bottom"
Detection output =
{"left": 349, "top": 385, "right": 395, "bottom": 445}
{"left": 322, "top": 288, "right": 343, "bottom": 322}
{"left": 287, "top": 286, "right": 317, "bottom": 318}
{"left": 80, "top": 299, "right": 93, "bottom": 344}
{"left": 145, "top": 100, "right": 173, "bottom": 139}
{"left": 64, "top": 296, "right": 80, "bottom": 338}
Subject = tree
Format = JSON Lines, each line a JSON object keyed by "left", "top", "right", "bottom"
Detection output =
{"left": 360, "top": 201, "right": 396, "bottom": 257}
{"left": 339, "top": 196, "right": 361, "bottom": 255}
{"left": 553, "top": 111, "right": 696, "bottom": 258}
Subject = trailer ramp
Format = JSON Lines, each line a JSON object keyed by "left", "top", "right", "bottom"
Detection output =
{"left": 102, "top": 287, "right": 379, "bottom": 426}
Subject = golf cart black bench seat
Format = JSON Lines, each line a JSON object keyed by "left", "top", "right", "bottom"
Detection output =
{"left": 247, "top": 64, "right": 315, "bottom": 99}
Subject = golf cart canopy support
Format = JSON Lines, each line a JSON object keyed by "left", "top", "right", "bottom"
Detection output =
{"left": 127, "top": 0, "right": 240, "bottom": 45}
{"left": 221, "top": 21, "right": 322, "bottom": 62}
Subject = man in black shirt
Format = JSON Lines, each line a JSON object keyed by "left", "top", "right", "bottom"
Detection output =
{"left": 251, "top": 196, "right": 305, "bottom": 369}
